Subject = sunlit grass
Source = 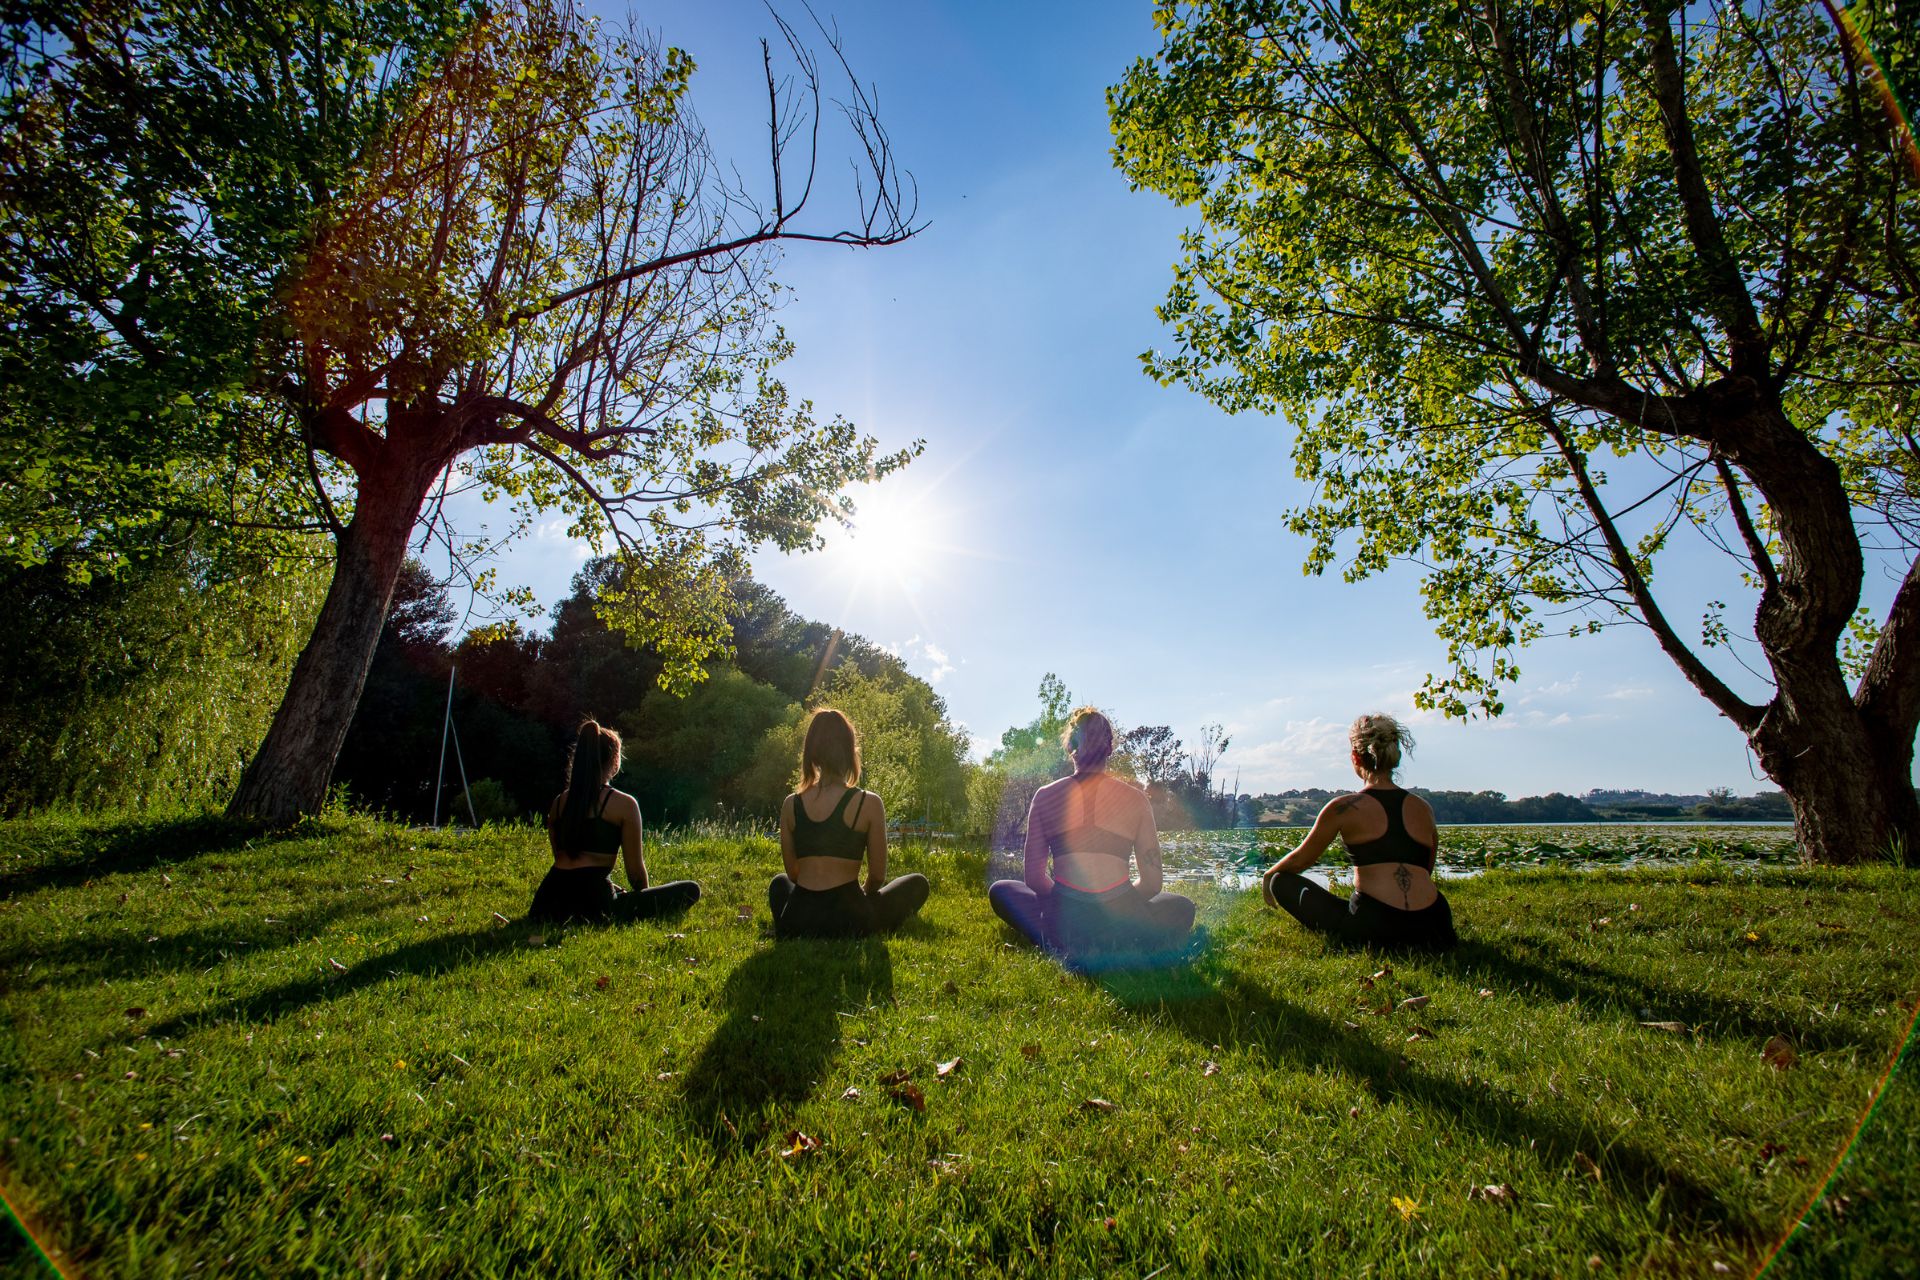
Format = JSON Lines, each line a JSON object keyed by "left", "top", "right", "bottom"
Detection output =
{"left": 1, "top": 812, "right": 1915, "bottom": 1276}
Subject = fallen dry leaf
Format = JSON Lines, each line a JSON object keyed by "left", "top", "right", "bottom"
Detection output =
{"left": 124, "top": 1007, "right": 145, "bottom": 1020}
{"left": 1469, "top": 1183, "right": 1515, "bottom": 1205}
{"left": 1640, "top": 1020, "right": 1688, "bottom": 1033}
{"left": 942, "top": 979, "right": 960, "bottom": 995}
{"left": 1081, "top": 1097, "right": 1116, "bottom": 1113}
{"left": 490, "top": 911, "right": 509, "bottom": 925}
{"left": 936, "top": 1057, "right": 963, "bottom": 1079}
{"left": 666, "top": 932, "right": 686, "bottom": 941}
{"left": 1202, "top": 1060, "right": 1221, "bottom": 1077}
{"left": 595, "top": 975, "right": 610, "bottom": 991}
{"left": 1019, "top": 1043, "right": 1040, "bottom": 1059}
{"left": 527, "top": 934, "right": 546, "bottom": 947}
{"left": 1477, "top": 988, "right": 1494, "bottom": 999}
{"left": 735, "top": 906, "right": 753, "bottom": 921}
{"left": 1103, "top": 1216, "right": 1117, "bottom": 1231}
{"left": 878, "top": 1067, "right": 914, "bottom": 1086}
{"left": 840, "top": 1086, "right": 862, "bottom": 1101}
{"left": 327, "top": 957, "right": 348, "bottom": 973}
{"left": 1407, "top": 1025, "right": 1436, "bottom": 1042}
{"left": 415, "top": 915, "right": 429, "bottom": 923}
{"left": 655, "top": 1072, "right": 673, "bottom": 1081}
{"left": 888, "top": 1083, "right": 926, "bottom": 1113}
{"left": 1348, "top": 1106, "right": 1361, "bottom": 1118}
{"left": 1398, "top": 995, "right": 1430, "bottom": 1012}
{"left": 1574, "top": 1151, "right": 1603, "bottom": 1182}
{"left": 778, "top": 1130, "right": 822, "bottom": 1159}
{"left": 1342, "top": 1020, "right": 1362, "bottom": 1030}
{"left": 1762, "top": 1035, "right": 1797, "bottom": 1069}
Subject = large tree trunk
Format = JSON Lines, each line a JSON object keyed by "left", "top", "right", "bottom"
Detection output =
{"left": 1751, "top": 683, "right": 1919, "bottom": 865}
{"left": 1725, "top": 398, "right": 1920, "bottom": 865}
{"left": 227, "top": 455, "right": 441, "bottom": 823}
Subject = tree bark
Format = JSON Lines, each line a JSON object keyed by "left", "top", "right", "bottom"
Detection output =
{"left": 1720, "top": 398, "right": 1920, "bottom": 864}
{"left": 226, "top": 450, "right": 443, "bottom": 823}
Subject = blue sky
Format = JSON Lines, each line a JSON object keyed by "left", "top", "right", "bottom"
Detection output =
{"left": 477, "top": 0, "right": 1905, "bottom": 797}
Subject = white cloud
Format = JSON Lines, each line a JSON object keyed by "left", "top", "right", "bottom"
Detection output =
{"left": 888, "top": 634, "right": 956, "bottom": 685}
{"left": 1604, "top": 685, "right": 1655, "bottom": 701}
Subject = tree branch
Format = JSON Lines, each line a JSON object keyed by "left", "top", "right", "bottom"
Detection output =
{"left": 1539, "top": 404, "right": 1764, "bottom": 729}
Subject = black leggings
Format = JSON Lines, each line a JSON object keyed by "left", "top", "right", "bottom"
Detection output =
{"left": 1267, "top": 871, "right": 1457, "bottom": 950}
{"left": 988, "top": 879, "right": 1196, "bottom": 967}
{"left": 768, "top": 874, "right": 929, "bottom": 940}
{"left": 529, "top": 866, "right": 702, "bottom": 925}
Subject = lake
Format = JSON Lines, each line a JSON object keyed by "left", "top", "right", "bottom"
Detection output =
{"left": 1150, "top": 822, "right": 1803, "bottom": 888}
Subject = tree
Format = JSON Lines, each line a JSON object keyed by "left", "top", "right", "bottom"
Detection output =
{"left": 225, "top": 0, "right": 920, "bottom": 820}
{"left": 1112, "top": 0, "right": 1920, "bottom": 863}
{"left": 2, "top": 1, "right": 473, "bottom": 579}
{"left": 1119, "top": 724, "right": 1185, "bottom": 785}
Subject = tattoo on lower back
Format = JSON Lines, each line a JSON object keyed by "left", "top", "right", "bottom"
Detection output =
{"left": 1394, "top": 863, "right": 1412, "bottom": 908}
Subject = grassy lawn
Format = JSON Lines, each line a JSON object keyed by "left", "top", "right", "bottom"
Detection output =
{"left": 1, "top": 813, "right": 1916, "bottom": 1277}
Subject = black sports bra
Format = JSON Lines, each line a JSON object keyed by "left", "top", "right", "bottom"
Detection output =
{"left": 791, "top": 789, "right": 867, "bottom": 860}
{"left": 1345, "top": 787, "right": 1435, "bottom": 871}
{"left": 558, "top": 785, "right": 621, "bottom": 857}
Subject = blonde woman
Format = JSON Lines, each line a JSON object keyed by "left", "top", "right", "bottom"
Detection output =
{"left": 770, "top": 708, "right": 930, "bottom": 939}
{"left": 530, "top": 718, "right": 702, "bottom": 923}
{"left": 1260, "top": 713, "right": 1457, "bottom": 950}
{"left": 988, "top": 707, "right": 1195, "bottom": 966}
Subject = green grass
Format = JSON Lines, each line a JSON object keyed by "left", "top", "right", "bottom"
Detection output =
{"left": 1, "top": 813, "right": 1916, "bottom": 1277}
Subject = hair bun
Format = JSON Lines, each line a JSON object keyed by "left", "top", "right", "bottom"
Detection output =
{"left": 1349, "top": 713, "right": 1414, "bottom": 773}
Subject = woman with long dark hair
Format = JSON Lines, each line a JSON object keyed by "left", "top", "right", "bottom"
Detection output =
{"left": 770, "top": 708, "right": 929, "bottom": 939}
{"left": 529, "top": 718, "right": 701, "bottom": 924}
{"left": 1260, "top": 713, "right": 1457, "bottom": 950}
{"left": 987, "top": 707, "right": 1195, "bottom": 967}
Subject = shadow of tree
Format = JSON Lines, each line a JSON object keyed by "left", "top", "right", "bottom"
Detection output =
{"left": 1433, "top": 939, "right": 1880, "bottom": 1056}
{"left": 1102, "top": 963, "right": 1757, "bottom": 1241}
{"left": 0, "top": 815, "right": 269, "bottom": 897}
{"left": 141, "top": 920, "right": 543, "bottom": 1041}
{"left": 678, "top": 939, "right": 893, "bottom": 1147}
{"left": 0, "top": 893, "right": 387, "bottom": 991}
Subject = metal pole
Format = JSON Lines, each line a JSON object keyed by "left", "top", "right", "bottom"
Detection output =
{"left": 450, "top": 709, "right": 478, "bottom": 828}
{"left": 433, "top": 666, "right": 455, "bottom": 829}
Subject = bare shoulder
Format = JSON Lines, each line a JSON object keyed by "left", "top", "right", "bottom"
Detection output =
{"left": 609, "top": 788, "right": 642, "bottom": 824}
{"left": 857, "top": 789, "right": 886, "bottom": 825}
{"left": 1322, "top": 792, "right": 1366, "bottom": 819}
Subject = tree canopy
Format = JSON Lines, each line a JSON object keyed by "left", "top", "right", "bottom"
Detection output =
{"left": 1112, "top": 0, "right": 1920, "bottom": 862}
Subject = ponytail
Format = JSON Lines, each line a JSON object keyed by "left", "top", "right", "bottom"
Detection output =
{"left": 559, "top": 718, "right": 622, "bottom": 847}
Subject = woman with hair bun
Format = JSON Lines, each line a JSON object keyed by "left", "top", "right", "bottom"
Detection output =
{"left": 529, "top": 719, "right": 702, "bottom": 924}
{"left": 1260, "top": 713, "right": 1456, "bottom": 950}
{"left": 770, "top": 708, "right": 930, "bottom": 939}
{"left": 988, "top": 706, "right": 1195, "bottom": 967}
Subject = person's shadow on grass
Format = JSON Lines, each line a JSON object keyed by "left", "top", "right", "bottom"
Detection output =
{"left": 677, "top": 939, "right": 893, "bottom": 1146}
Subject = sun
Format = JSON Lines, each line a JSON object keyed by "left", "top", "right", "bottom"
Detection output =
{"left": 835, "top": 485, "right": 939, "bottom": 589}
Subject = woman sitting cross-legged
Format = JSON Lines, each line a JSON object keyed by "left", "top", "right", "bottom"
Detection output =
{"left": 770, "top": 708, "right": 930, "bottom": 940}
{"left": 989, "top": 707, "right": 1195, "bottom": 968}
{"left": 529, "top": 719, "right": 702, "bottom": 925}
{"left": 1261, "top": 713, "right": 1457, "bottom": 951}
